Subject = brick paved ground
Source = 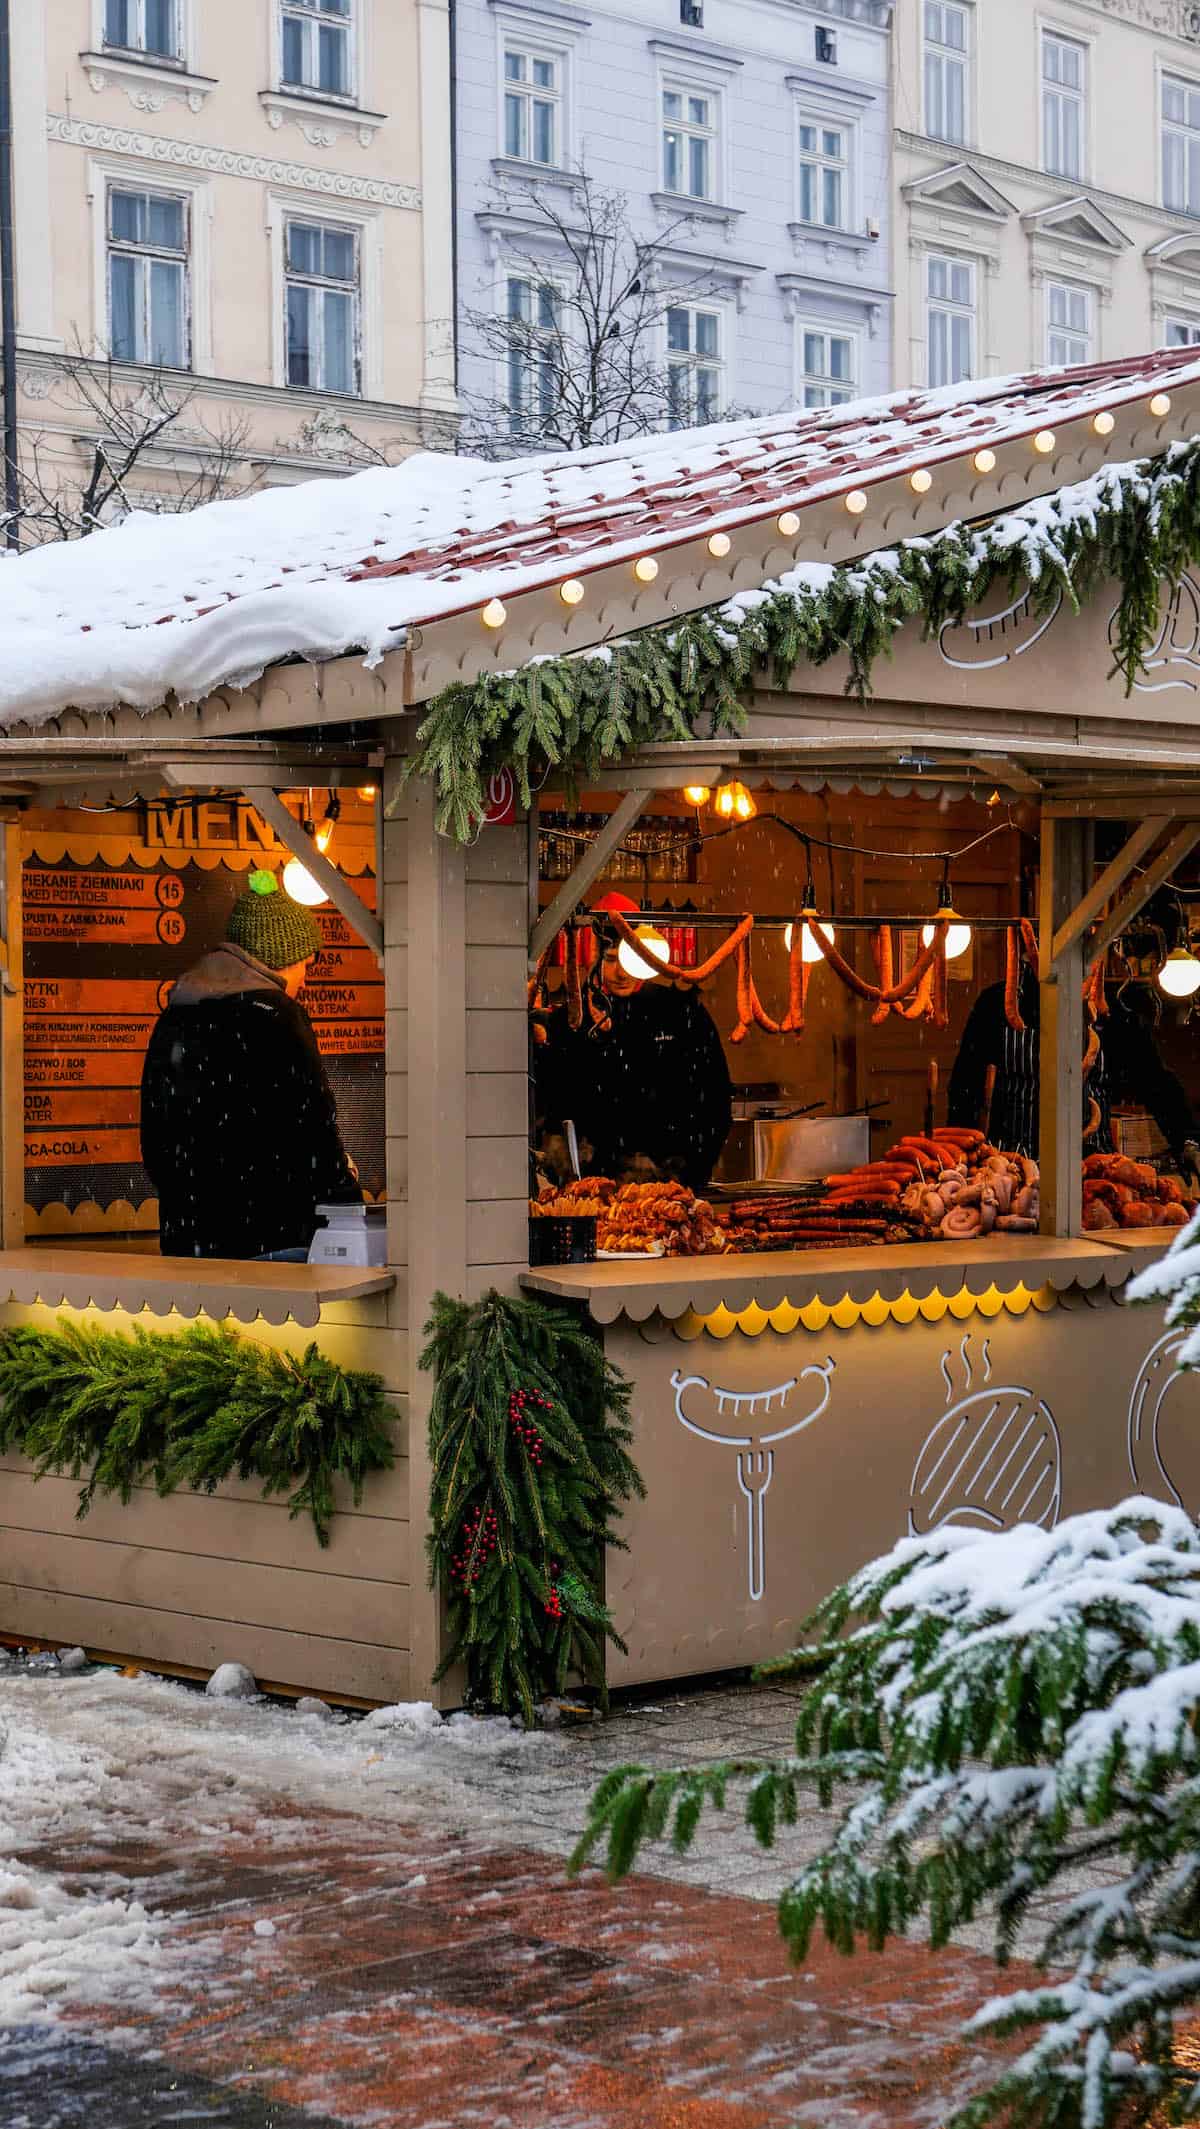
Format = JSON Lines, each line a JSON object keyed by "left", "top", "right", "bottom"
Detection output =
{"left": 0, "top": 1675, "right": 1048, "bottom": 2128}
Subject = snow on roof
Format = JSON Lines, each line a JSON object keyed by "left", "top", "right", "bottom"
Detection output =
{"left": 3, "top": 344, "right": 1200, "bottom": 729}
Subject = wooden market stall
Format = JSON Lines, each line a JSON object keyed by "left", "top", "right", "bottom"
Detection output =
{"left": 5, "top": 347, "right": 1200, "bottom": 1698}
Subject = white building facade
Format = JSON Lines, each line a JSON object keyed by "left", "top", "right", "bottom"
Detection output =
{"left": 452, "top": 0, "right": 894, "bottom": 444}
{"left": 893, "top": 0, "right": 1200, "bottom": 388}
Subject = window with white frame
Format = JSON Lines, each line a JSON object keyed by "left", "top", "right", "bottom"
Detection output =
{"left": 1041, "top": 31, "right": 1086, "bottom": 180}
{"left": 1046, "top": 281, "right": 1092, "bottom": 366}
{"left": 796, "top": 118, "right": 849, "bottom": 230}
{"left": 1165, "top": 315, "right": 1200, "bottom": 347}
{"left": 285, "top": 219, "right": 359, "bottom": 393}
{"left": 503, "top": 274, "right": 560, "bottom": 436}
{"left": 104, "top": 0, "right": 181, "bottom": 59}
{"left": 799, "top": 326, "right": 856, "bottom": 407}
{"left": 107, "top": 185, "right": 189, "bottom": 368}
{"left": 502, "top": 44, "right": 561, "bottom": 165}
{"left": 666, "top": 304, "right": 722, "bottom": 428}
{"left": 923, "top": 1, "right": 969, "bottom": 145}
{"left": 281, "top": 0, "right": 352, "bottom": 98}
{"left": 662, "top": 84, "right": 718, "bottom": 201}
{"left": 1162, "top": 75, "right": 1200, "bottom": 216}
{"left": 926, "top": 253, "right": 975, "bottom": 387}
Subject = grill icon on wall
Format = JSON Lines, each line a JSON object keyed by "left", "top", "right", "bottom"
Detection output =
{"left": 908, "top": 1335, "right": 1061, "bottom": 1535}
{"left": 669, "top": 1360, "right": 836, "bottom": 1602}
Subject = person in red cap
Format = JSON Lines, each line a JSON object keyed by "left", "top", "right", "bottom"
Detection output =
{"left": 535, "top": 891, "right": 731, "bottom": 1192}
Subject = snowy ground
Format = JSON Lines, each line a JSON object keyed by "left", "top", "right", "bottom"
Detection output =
{"left": 0, "top": 1657, "right": 821, "bottom": 2031}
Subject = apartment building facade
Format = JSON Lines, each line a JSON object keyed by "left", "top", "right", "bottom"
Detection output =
{"left": 893, "top": 0, "right": 1200, "bottom": 388}
{"left": 7, "top": 1, "right": 455, "bottom": 518}
{"left": 452, "top": 0, "right": 894, "bottom": 447}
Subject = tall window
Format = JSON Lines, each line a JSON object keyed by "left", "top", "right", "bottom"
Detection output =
{"left": 503, "top": 46, "right": 560, "bottom": 165}
{"left": 1166, "top": 316, "right": 1200, "bottom": 348}
{"left": 1042, "top": 31, "right": 1085, "bottom": 179}
{"left": 797, "top": 120, "right": 848, "bottom": 229}
{"left": 1046, "top": 282, "right": 1091, "bottom": 366}
{"left": 662, "top": 86, "right": 717, "bottom": 200}
{"left": 800, "top": 327, "right": 856, "bottom": 408}
{"left": 285, "top": 220, "right": 359, "bottom": 393}
{"left": 503, "top": 276, "right": 560, "bottom": 436}
{"left": 281, "top": 0, "right": 351, "bottom": 97}
{"left": 107, "top": 187, "right": 188, "bottom": 369}
{"left": 926, "top": 254, "right": 974, "bottom": 387}
{"left": 666, "top": 305, "right": 722, "bottom": 428}
{"left": 1162, "top": 75, "right": 1200, "bottom": 216}
{"left": 923, "top": 1, "right": 969, "bottom": 145}
{"left": 104, "top": 0, "right": 180, "bottom": 57}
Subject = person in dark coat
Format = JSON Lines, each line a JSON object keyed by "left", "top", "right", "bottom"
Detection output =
{"left": 947, "top": 959, "right": 1200, "bottom": 1174}
{"left": 541, "top": 932, "right": 732, "bottom": 1192}
{"left": 140, "top": 868, "right": 361, "bottom": 1259}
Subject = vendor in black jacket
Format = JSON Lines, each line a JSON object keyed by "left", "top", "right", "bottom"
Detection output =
{"left": 140, "top": 869, "right": 362, "bottom": 1259}
{"left": 947, "top": 958, "right": 1200, "bottom": 1174}
{"left": 539, "top": 915, "right": 732, "bottom": 1192}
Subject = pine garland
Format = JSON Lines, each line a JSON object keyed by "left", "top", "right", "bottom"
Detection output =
{"left": 409, "top": 438, "right": 1200, "bottom": 840}
{"left": 422, "top": 1289, "right": 644, "bottom": 1724}
{"left": 0, "top": 1319, "right": 395, "bottom": 1545}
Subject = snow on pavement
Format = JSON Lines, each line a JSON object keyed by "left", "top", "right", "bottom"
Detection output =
{"left": 0, "top": 1665, "right": 557, "bottom": 2025}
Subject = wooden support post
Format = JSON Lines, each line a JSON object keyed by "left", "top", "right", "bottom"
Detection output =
{"left": 1039, "top": 816, "right": 1088, "bottom": 1239}
{"left": 528, "top": 789, "right": 650, "bottom": 969}
{"left": 1050, "top": 817, "right": 1163, "bottom": 966}
{"left": 0, "top": 821, "right": 21, "bottom": 1248}
{"left": 404, "top": 771, "right": 467, "bottom": 1704}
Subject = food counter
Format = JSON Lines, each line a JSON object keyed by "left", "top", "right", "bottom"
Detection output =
{"left": 522, "top": 1233, "right": 1196, "bottom": 1683}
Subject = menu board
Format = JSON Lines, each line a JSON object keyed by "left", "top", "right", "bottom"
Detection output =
{"left": 23, "top": 845, "right": 384, "bottom": 1228}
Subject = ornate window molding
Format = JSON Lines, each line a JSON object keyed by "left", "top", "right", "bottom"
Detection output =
{"left": 79, "top": 50, "right": 216, "bottom": 114}
{"left": 257, "top": 88, "right": 386, "bottom": 150}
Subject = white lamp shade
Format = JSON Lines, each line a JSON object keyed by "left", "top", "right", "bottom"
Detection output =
{"left": 1159, "top": 949, "right": 1200, "bottom": 998}
{"left": 281, "top": 856, "right": 328, "bottom": 908}
{"left": 784, "top": 919, "right": 835, "bottom": 962}
{"left": 922, "top": 918, "right": 972, "bottom": 961}
{"left": 617, "top": 927, "right": 670, "bottom": 981}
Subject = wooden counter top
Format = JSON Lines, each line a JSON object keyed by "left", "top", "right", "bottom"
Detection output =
{"left": 521, "top": 1234, "right": 1128, "bottom": 1323}
{"left": 0, "top": 1248, "right": 395, "bottom": 1327}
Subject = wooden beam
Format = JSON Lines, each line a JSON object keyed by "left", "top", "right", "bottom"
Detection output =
{"left": 528, "top": 788, "right": 650, "bottom": 969}
{"left": 1039, "top": 816, "right": 1087, "bottom": 1239}
{"left": 1050, "top": 817, "right": 1165, "bottom": 966}
{"left": 1090, "top": 822, "right": 1200, "bottom": 965}
{"left": 0, "top": 823, "right": 22, "bottom": 1250}
{"left": 249, "top": 787, "right": 384, "bottom": 963}
{"left": 1043, "top": 797, "right": 1200, "bottom": 819}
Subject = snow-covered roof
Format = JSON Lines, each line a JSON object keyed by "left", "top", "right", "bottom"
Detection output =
{"left": 3, "top": 344, "right": 1200, "bottom": 729}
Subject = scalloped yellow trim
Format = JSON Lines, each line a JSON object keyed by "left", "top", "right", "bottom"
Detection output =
{"left": 674, "top": 1281, "right": 1059, "bottom": 1340}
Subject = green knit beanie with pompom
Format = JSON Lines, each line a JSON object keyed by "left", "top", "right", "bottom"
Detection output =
{"left": 225, "top": 868, "right": 323, "bottom": 970}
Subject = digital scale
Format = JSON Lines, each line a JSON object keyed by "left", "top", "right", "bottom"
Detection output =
{"left": 307, "top": 1203, "right": 388, "bottom": 1268}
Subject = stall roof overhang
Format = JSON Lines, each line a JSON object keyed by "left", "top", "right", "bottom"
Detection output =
{"left": 3, "top": 345, "right": 1200, "bottom": 741}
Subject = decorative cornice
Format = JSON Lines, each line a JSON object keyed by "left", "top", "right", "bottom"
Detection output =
{"left": 896, "top": 128, "right": 1196, "bottom": 232}
{"left": 47, "top": 114, "right": 420, "bottom": 210}
{"left": 1068, "top": 0, "right": 1200, "bottom": 42}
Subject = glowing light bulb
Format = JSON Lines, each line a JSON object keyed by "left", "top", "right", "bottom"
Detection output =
{"left": 282, "top": 857, "right": 328, "bottom": 908}
{"left": 777, "top": 511, "right": 801, "bottom": 536}
{"left": 633, "top": 555, "right": 659, "bottom": 583}
{"left": 1150, "top": 392, "right": 1172, "bottom": 417}
{"left": 784, "top": 918, "right": 835, "bottom": 962}
{"left": 714, "top": 780, "right": 756, "bottom": 822}
{"left": 559, "top": 578, "right": 585, "bottom": 606}
{"left": 1092, "top": 410, "right": 1115, "bottom": 437}
{"left": 909, "top": 468, "right": 933, "bottom": 494}
{"left": 617, "top": 925, "right": 670, "bottom": 981}
{"left": 845, "top": 489, "right": 868, "bottom": 515}
{"left": 972, "top": 448, "right": 996, "bottom": 474}
{"left": 682, "top": 784, "right": 711, "bottom": 807}
{"left": 315, "top": 821, "right": 333, "bottom": 855}
{"left": 923, "top": 912, "right": 972, "bottom": 961}
{"left": 1159, "top": 947, "right": 1200, "bottom": 998}
{"left": 357, "top": 784, "right": 378, "bottom": 801}
{"left": 1033, "top": 429, "right": 1056, "bottom": 455}
{"left": 481, "top": 598, "right": 506, "bottom": 629}
{"left": 707, "top": 531, "right": 732, "bottom": 558}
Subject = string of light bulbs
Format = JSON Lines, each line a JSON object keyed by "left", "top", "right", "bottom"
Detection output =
{"left": 473, "top": 391, "right": 1176, "bottom": 634}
